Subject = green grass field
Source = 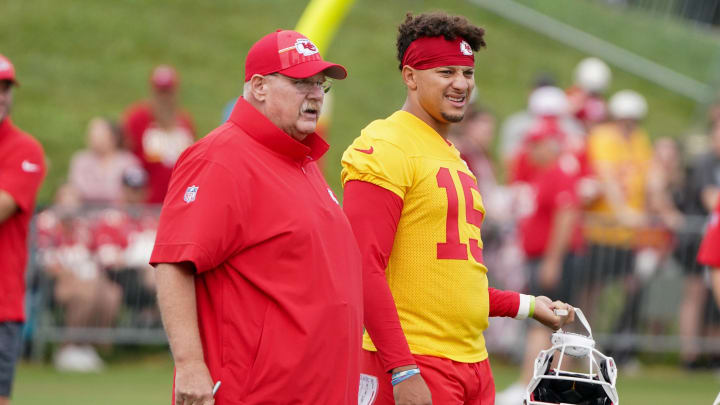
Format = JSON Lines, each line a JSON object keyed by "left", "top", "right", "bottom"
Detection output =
{"left": 12, "top": 353, "right": 720, "bottom": 404}
{"left": 1, "top": 0, "right": 716, "bottom": 203}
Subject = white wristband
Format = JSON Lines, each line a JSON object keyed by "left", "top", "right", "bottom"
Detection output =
{"left": 515, "top": 294, "right": 533, "bottom": 320}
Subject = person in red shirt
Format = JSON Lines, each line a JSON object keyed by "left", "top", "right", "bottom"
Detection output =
{"left": 698, "top": 201, "right": 720, "bottom": 309}
{"left": 123, "top": 65, "right": 195, "bottom": 204}
{"left": 498, "top": 125, "right": 584, "bottom": 405}
{"left": 0, "top": 54, "right": 46, "bottom": 405}
{"left": 150, "top": 30, "right": 362, "bottom": 405}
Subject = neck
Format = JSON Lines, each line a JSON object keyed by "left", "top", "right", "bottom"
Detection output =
{"left": 401, "top": 98, "right": 449, "bottom": 138}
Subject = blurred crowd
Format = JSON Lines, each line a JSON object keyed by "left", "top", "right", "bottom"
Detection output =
{"left": 33, "top": 65, "right": 194, "bottom": 371}
{"left": 444, "top": 58, "right": 720, "bottom": 403}
{"left": 30, "top": 59, "right": 720, "bottom": 381}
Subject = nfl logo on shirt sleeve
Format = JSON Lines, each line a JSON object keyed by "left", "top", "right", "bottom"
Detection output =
{"left": 184, "top": 185, "right": 199, "bottom": 203}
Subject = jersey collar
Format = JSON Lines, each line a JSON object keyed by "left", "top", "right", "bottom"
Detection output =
{"left": 390, "top": 110, "right": 453, "bottom": 147}
{"left": 228, "top": 97, "right": 329, "bottom": 163}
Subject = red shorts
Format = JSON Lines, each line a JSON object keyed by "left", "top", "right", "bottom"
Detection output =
{"left": 361, "top": 349, "right": 495, "bottom": 405}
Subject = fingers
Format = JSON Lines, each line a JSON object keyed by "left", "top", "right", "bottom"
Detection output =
{"left": 176, "top": 391, "right": 214, "bottom": 405}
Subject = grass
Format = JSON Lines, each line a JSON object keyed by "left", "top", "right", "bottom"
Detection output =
{"left": 0, "top": 0, "right": 713, "bottom": 203}
{"left": 12, "top": 353, "right": 719, "bottom": 404}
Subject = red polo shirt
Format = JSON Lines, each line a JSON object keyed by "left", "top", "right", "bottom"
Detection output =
{"left": 0, "top": 118, "right": 46, "bottom": 322}
{"left": 515, "top": 160, "right": 582, "bottom": 258}
{"left": 698, "top": 201, "right": 720, "bottom": 267}
{"left": 150, "top": 98, "right": 363, "bottom": 404}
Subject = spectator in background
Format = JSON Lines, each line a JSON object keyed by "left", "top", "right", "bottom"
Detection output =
{"left": 500, "top": 85, "right": 584, "bottom": 169}
{"left": 35, "top": 185, "right": 122, "bottom": 373}
{"left": 497, "top": 123, "right": 584, "bottom": 405}
{"left": 499, "top": 73, "right": 555, "bottom": 162}
{"left": 0, "top": 54, "right": 46, "bottom": 405}
{"left": 68, "top": 117, "right": 140, "bottom": 205}
{"left": 123, "top": 65, "right": 195, "bottom": 204}
{"left": 585, "top": 89, "right": 652, "bottom": 365}
{"left": 567, "top": 57, "right": 612, "bottom": 129}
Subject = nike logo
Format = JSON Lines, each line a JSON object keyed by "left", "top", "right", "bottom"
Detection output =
{"left": 21, "top": 160, "right": 40, "bottom": 173}
{"left": 354, "top": 146, "right": 374, "bottom": 154}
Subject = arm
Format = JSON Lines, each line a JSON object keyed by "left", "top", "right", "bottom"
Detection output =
{"left": 712, "top": 269, "right": 720, "bottom": 312}
{"left": 343, "top": 180, "right": 431, "bottom": 405}
{"left": 701, "top": 186, "right": 720, "bottom": 214}
{"left": 0, "top": 189, "right": 18, "bottom": 223}
{"left": 538, "top": 206, "right": 578, "bottom": 290}
{"left": 156, "top": 262, "right": 214, "bottom": 405}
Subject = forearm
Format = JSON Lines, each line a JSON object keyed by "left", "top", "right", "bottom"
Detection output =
{"left": 0, "top": 189, "right": 18, "bottom": 223}
{"left": 543, "top": 207, "right": 578, "bottom": 264}
{"left": 488, "top": 287, "right": 521, "bottom": 318}
{"left": 711, "top": 269, "right": 720, "bottom": 311}
{"left": 364, "top": 271, "right": 416, "bottom": 371}
{"left": 156, "top": 262, "right": 205, "bottom": 366}
{"left": 702, "top": 187, "right": 720, "bottom": 213}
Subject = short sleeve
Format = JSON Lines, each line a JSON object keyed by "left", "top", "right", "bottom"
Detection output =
{"left": 0, "top": 138, "right": 46, "bottom": 212}
{"left": 150, "top": 154, "right": 246, "bottom": 273}
{"left": 341, "top": 137, "right": 412, "bottom": 199}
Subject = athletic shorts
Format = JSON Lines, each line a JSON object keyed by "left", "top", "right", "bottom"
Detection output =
{"left": 361, "top": 349, "right": 495, "bottom": 405}
{"left": 0, "top": 322, "right": 23, "bottom": 398}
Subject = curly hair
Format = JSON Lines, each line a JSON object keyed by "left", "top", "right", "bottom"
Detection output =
{"left": 396, "top": 12, "right": 486, "bottom": 71}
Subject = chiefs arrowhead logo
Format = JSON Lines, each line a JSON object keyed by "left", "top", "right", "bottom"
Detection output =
{"left": 295, "top": 38, "right": 319, "bottom": 57}
{"left": 460, "top": 40, "right": 473, "bottom": 56}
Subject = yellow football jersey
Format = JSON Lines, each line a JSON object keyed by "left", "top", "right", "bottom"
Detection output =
{"left": 585, "top": 123, "right": 652, "bottom": 246}
{"left": 341, "top": 110, "right": 490, "bottom": 363}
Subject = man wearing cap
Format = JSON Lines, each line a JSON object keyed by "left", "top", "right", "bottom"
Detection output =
{"left": 341, "top": 13, "right": 574, "bottom": 404}
{"left": 151, "top": 30, "right": 362, "bottom": 404}
{"left": 0, "top": 54, "right": 46, "bottom": 405}
{"left": 123, "top": 65, "right": 195, "bottom": 204}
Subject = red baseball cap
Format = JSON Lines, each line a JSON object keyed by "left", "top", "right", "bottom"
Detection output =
{"left": 244, "top": 30, "right": 347, "bottom": 82}
{"left": 0, "top": 54, "right": 18, "bottom": 86}
{"left": 150, "top": 65, "right": 178, "bottom": 90}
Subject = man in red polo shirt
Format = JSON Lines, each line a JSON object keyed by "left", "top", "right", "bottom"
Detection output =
{"left": 150, "top": 30, "right": 362, "bottom": 405}
{"left": 698, "top": 201, "right": 720, "bottom": 309}
{"left": 123, "top": 65, "right": 195, "bottom": 204}
{"left": 0, "top": 54, "right": 46, "bottom": 405}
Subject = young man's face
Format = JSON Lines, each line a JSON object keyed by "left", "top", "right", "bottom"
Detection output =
{"left": 415, "top": 66, "right": 474, "bottom": 125}
{"left": 0, "top": 80, "right": 13, "bottom": 123}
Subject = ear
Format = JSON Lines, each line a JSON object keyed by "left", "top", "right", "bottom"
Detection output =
{"left": 249, "top": 74, "right": 268, "bottom": 102}
{"left": 401, "top": 66, "right": 418, "bottom": 91}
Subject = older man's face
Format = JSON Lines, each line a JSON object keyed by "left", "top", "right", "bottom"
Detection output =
{"left": 263, "top": 73, "right": 326, "bottom": 141}
{"left": 0, "top": 81, "right": 13, "bottom": 123}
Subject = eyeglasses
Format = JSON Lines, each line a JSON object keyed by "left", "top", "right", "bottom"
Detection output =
{"left": 269, "top": 74, "right": 332, "bottom": 94}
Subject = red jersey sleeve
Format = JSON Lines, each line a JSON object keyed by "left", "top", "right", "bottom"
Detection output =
{"left": 488, "top": 287, "right": 521, "bottom": 317}
{"left": 0, "top": 136, "right": 46, "bottom": 213}
{"left": 150, "top": 151, "right": 246, "bottom": 273}
{"left": 343, "top": 180, "right": 416, "bottom": 372}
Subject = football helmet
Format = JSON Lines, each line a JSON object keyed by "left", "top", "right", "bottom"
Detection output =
{"left": 525, "top": 308, "right": 619, "bottom": 405}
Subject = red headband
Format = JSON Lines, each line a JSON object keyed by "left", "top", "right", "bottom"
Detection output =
{"left": 401, "top": 36, "right": 475, "bottom": 70}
